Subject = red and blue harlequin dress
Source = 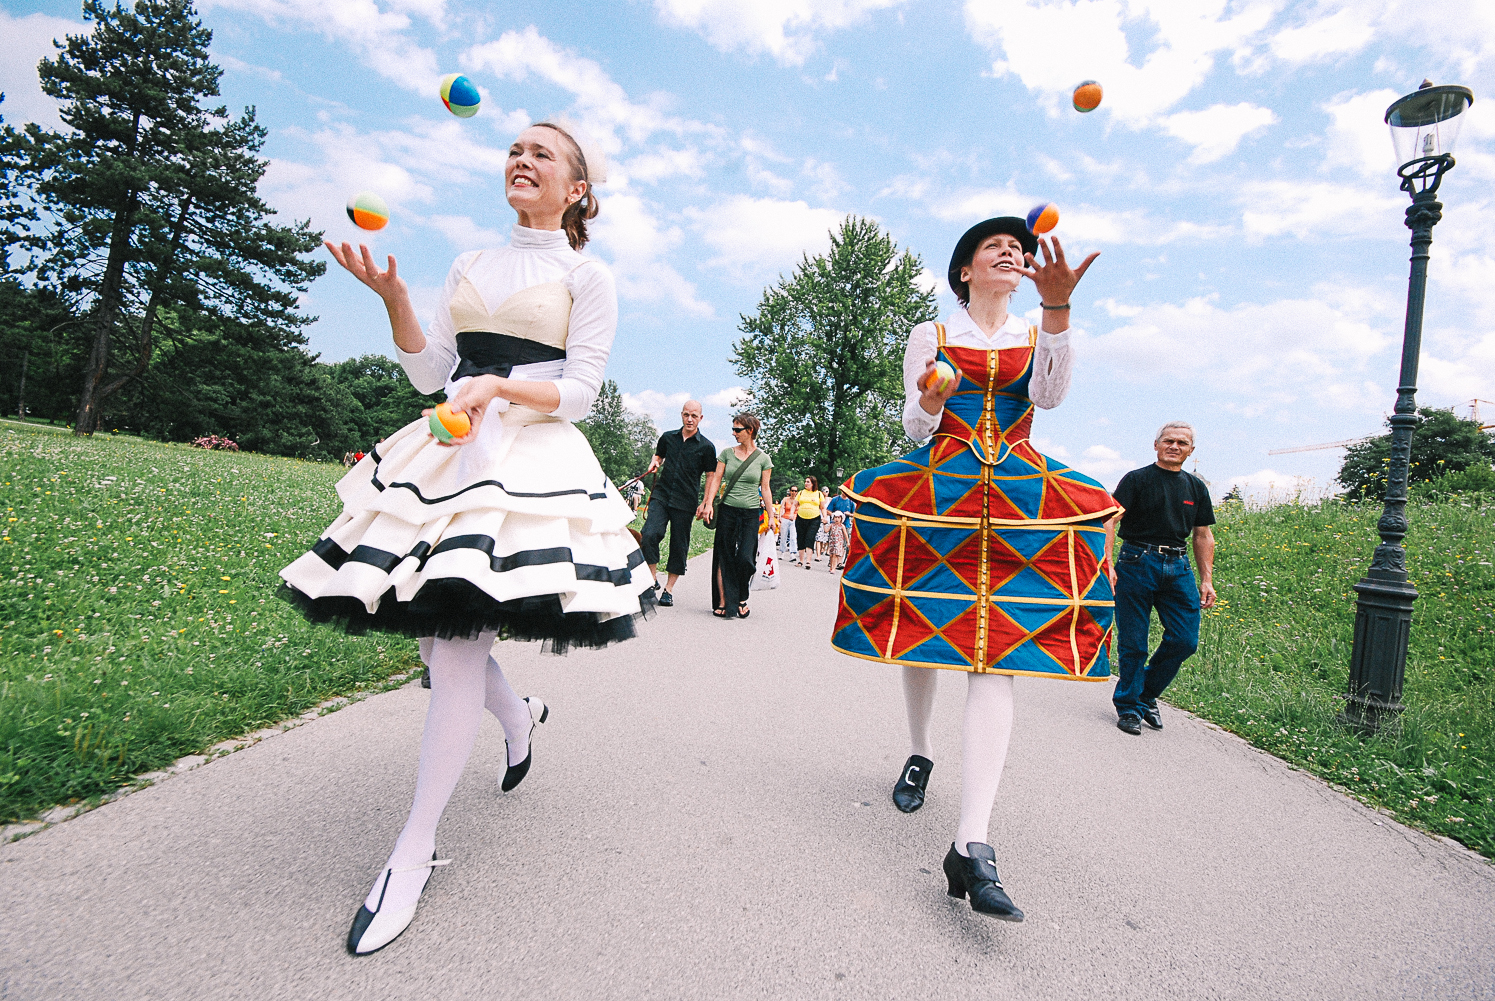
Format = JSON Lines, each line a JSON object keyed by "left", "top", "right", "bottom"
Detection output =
{"left": 832, "top": 324, "right": 1120, "bottom": 679}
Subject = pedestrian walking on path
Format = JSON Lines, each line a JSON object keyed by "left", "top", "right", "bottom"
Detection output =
{"left": 833, "top": 217, "right": 1112, "bottom": 921}
{"left": 777, "top": 489, "right": 797, "bottom": 553}
{"left": 827, "top": 511, "right": 850, "bottom": 571}
{"left": 281, "top": 120, "right": 651, "bottom": 956}
{"left": 641, "top": 400, "right": 718, "bottom": 607}
{"left": 794, "top": 476, "right": 826, "bottom": 567}
{"left": 699, "top": 411, "right": 777, "bottom": 619}
{"left": 1105, "top": 423, "right": 1217, "bottom": 735}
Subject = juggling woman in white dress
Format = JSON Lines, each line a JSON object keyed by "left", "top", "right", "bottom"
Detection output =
{"left": 280, "top": 121, "right": 651, "bottom": 954}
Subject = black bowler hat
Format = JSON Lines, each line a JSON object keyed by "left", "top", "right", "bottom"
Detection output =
{"left": 947, "top": 217, "right": 1038, "bottom": 305}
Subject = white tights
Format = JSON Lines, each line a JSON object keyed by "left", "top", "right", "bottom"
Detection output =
{"left": 364, "top": 632, "right": 533, "bottom": 913}
{"left": 902, "top": 665, "right": 1015, "bottom": 856}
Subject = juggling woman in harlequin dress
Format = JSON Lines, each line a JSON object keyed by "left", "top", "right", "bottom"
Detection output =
{"left": 280, "top": 120, "right": 652, "bottom": 954}
{"left": 832, "top": 218, "right": 1116, "bottom": 921}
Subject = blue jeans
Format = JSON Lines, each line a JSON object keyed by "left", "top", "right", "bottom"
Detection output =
{"left": 1112, "top": 544, "right": 1201, "bottom": 719}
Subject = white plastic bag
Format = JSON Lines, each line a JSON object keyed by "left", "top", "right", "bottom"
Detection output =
{"left": 750, "top": 531, "right": 779, "bottom": 590}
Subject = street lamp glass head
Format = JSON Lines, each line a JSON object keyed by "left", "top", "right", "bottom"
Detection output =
{"left": 1385, "top": 83, "right": 1474, "bottom": 166}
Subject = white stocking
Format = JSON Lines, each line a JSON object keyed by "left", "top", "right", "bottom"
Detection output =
{"left": 485, "top": 654, "right": 534, "bottom": 767}
{"left": 367, "top": 631, "right": 496, "bottom": 913}
{"left": 419, "top": 637, "right": 535, "bottom": 768}
{"left": 901, "top": 665, "right": 937, "bottom": 759}
{"left": 954, "top": 672, "right": 1015, "bottom": 855}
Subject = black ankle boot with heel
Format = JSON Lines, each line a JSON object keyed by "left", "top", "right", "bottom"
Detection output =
{"left": 942, "top": 842, "right": 1024, "bottom": 922}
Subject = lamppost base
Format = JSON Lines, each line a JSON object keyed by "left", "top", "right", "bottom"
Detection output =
{"left": 1342, "top": 570, "right": 1415, "bottom": 733}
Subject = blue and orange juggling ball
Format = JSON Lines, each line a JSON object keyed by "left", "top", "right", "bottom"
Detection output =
{"left": 440, "top": 74, "right": 480, "bottom": 118}
{"left": 346, "top": 191, "right": 389, "bottom": 230}
{"left": 429, "top": 402, "right": 472, "bottom": 443}
{"left": 1073, "top": 80, "right": 1103, "bottom": 112}
{"left": 1026, "top": 202, "right": 1059, "bottom": 235}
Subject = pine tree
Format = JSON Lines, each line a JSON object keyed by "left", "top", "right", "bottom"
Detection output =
{"left": 19, "top": 0, "right": 323, "bottom": 435}
{"left": 732, "top": 216, "right": 936, "bottom": 486}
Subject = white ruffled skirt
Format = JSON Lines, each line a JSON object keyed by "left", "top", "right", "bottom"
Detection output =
{"left": 279, "top": 406, "right": 652, "bottom": 652}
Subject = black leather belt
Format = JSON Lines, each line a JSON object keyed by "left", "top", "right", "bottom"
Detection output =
{"left": 452, "top": 331, "right": 566, "bottom": 380}
{"left": 1126, "top": 542, "right": 1188, "bottom": 556}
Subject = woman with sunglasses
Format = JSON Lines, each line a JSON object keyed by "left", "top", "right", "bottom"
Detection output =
{"left": 698, "top": 412, "right": 777, "bottom": 619}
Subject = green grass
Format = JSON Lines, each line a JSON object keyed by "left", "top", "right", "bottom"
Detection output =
{"left": 1, "top": 423, "right": 421, "bottom": 825}
{"left": 628, "top": 507, "right": 717, "bottom": 565}
{"left": 1168, "top": 496, "right": 1494, "bottom": 856}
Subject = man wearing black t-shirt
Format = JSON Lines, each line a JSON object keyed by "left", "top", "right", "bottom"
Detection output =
{"left": 641, "top": 400, "right": 717, "bottom": 606}
{"left": 1105, "top": 422, "right": 1217, "bottom": 735}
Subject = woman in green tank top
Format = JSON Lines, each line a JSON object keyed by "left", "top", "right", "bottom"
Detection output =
{"left": 698, "top": 411, "right": 777, "bottom": 618}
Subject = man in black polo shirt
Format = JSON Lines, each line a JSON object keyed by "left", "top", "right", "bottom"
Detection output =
{"left": 1105, "top": 421, "right": 1217, "bottom": 735}
{"left": 641, "top": 400, "right": 717, "bottom": 606}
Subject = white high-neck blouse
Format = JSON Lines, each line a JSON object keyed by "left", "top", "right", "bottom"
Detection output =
{"left": 901, "top": 308, "right": 1074, "bottom": 441}
{"left": 395, "top": 225, "right": 618, "bottom": 422}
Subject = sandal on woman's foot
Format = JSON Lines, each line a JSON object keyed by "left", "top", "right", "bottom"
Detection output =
{"left": 347, "top": 853, "right": 451, "bottom": 955}
{"left": 738, "top": 603, "right": 750, "bottom": 618}
{"left": 713, "top": 608, "right": 727, "bottom": 618}
{"left": 500, "top": 697, "right": 548, "bottom": 793}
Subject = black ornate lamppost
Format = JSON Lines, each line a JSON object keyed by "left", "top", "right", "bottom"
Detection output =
{"left": 1343, "top": 81, "right": 1474, "bottom": 731}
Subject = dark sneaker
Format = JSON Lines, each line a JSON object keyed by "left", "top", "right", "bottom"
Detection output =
{"left": 649, "top": 581, "right": 661, "bottom": 594}
{"left": 1142, "top": 705, "right": 1163, "bottom": 730}
{"left": 1117, "top": 714, "right": 1143, "bottom": 736}
{"left": 658, "top": 591, "right": 674, "bottom": 607}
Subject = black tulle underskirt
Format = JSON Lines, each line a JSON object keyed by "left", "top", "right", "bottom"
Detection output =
{"left": 278, "top": 578, "right": 654, "bottom": 655}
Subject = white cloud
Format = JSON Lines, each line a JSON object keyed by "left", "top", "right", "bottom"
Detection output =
{"left": 686, "top": 195, "right": 845, "bottom": 279}
{"left": 591, "top": 191, "right": 714, "bottom": 317}
{"left": 463, "top": 26, "right": 707, "bottom": 150}
{"left": 653, "top": 0, "right": 908, "bottom": 66}
{"left": 1268, "top": 7, "right": 1377, "bottom": 65}
{"left": 425, "top": 215, "right": 508, "bottom": 249}
{"left": 0, "top": 11, "right": 88, "bottom": 130}
{"left": 1079, "top": 287, "right": 1401, "bottom": 417}
{"left": 203, "top": 0, "right": 441, "bottom": 93}
{"left": 1070, "top": 444, "right": 1138, "bottom": 489}
{"left": 1322, "top": 88, "right": 1402, "bottom": 178}
{"left": 963, "top": 0, "right": 1276, "bottom": 126}
{"left": 1217, "top": 468, "right": 1331, "bottom": 503}
{"left": 1158, "top": 102, "right": 1278, "bottom": 164}
{"left": 704, "top": 386, "right": 750, "bottom": 407}
{"left": 622, "top": 389, "right": 691, "bottom": 427}
{"left": 1239, "top": 180, "right": 1405, "bottom": 242}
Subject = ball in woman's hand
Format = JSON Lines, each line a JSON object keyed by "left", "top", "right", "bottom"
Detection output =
{"left": 440, "top": 74, "right": 481, "bottom": 118}
{"left": 346, "top": 191, "right": 389, "bottom": 231}
{"left": 930, "top": 360, "right": 958, "bottom": 394}
{"left": 1026, "top": 202, "right": 1059, "bottom": 235}
{"left": 429, "top": 402, "right": 472, "bottom": 443}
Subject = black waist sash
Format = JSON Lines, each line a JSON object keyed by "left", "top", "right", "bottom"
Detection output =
{"left": 452, "top": 331, "right": 567, "bottom": 380}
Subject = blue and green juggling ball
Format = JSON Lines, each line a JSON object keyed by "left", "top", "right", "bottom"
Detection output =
{"left": 440, "top": 74, "right": 480, "bottom": 118}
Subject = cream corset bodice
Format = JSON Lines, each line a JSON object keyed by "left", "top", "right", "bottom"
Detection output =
{"left": 447, "top": 273, "right": 573, "bottom": 350}
{"left": 447, "top": 254, "right": 587, "bottom": 383}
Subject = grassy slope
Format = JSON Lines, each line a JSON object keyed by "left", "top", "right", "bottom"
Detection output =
{"left": 1170, "top": 497, "right": 1494, "bottom": 856}
{"left": 1, "top": 423, "right": 420, "bottom": 824}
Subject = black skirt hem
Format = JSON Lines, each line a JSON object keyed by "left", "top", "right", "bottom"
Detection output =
{"left": 277, "top": 579, "right": 655, "bottom": 655}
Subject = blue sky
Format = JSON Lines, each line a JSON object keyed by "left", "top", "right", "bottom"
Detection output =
{"left": 4, "top": 0, "right": 1493, "bottom": 494}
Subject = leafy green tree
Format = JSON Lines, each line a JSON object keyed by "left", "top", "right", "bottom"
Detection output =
{"left": 0, "top": 279, "right": 80, "bottom": 421}
{"left": 1338, "top": 407, "right": 1495, "bottom": 500}
{"left": 577, "top": 379, "right": 657, "bottom": 485}
{"left": 0, "top": 95, "right": 39, "bottom": 275}
{"left": 732, "top": 216, "right": 936, "bottom": 487}
{"left": 18, "top": 0, "right": 323, "bottom": 435}
{"left": 326, "top": 354, "right": 442, "bottom": 450}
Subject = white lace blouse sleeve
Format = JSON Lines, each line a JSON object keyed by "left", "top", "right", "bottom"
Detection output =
{"left": 902, "top": 320, "right": 941, "bottom": 441}
{"left": 554, "top": 259, "right": 618, "bottom": 422}
{"left": 394, "top": 253, "right": 469, "bottom": 395}
{"left": 1028, "top": 323, "right": 1074, "bottom": 410}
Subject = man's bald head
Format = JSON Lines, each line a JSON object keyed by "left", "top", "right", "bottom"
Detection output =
{"left": 682, "top": 400, "right": 702, "bottom": 418}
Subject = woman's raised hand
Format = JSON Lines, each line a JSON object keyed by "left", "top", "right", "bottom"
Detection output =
{"left": 426, "top": 375, "right": 506, "bottom": 447}
{"left": 1020, "top": 236, "right": 1099, "bottom": 306}
{"left": 325, "top": 241, "right": 409, "bottom": 303}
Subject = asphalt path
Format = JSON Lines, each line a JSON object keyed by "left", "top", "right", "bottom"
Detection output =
{"left": 3, "top": 552, "right": 1493, "bottom": 1000}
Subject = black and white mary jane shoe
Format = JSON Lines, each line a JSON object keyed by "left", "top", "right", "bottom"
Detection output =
{"left": 500, "top": 697, "right": 549, "bottom": 793}
{"left": 346, "top": 853, "right": 451, "bottom": 956}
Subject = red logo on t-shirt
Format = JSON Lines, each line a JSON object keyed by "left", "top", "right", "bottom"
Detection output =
{"left": 1183, "top": 500, "right": 1194, "bottom": 505}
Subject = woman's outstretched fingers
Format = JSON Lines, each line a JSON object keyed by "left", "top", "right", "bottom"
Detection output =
{"left": 1072, "top": 251, "right": 1100, "bottom": 281}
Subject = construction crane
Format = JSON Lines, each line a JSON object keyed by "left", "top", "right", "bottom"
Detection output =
{"left": 1267, "top": 436, "right": 1375, "bottom": 456}
{"left": 1267, "top": 400, "right": 1493, "bottom": 455}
